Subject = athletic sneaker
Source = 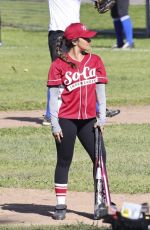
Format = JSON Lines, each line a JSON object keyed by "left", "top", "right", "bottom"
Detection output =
{"left": 42, "top": 115, "right": 51, "bottom": 126}
{"left": 106, "top": 108, "right": 120, "bottom": 118}
{"left": 53, "top": 204, "right": 67, "bottom": 220}
{"left": 122, "top": 42, "right": 134, "bottom": 49}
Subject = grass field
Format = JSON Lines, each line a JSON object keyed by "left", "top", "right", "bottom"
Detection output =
{"left": 0, "top": 2, "right": 150, "bottom": 110}
{"left": 0, "top": 124, "right": 150, "bottom": 193}
{"left": 0, "top": 1, "right": 150, "bottom": 229}
{"left": 0, "top": 224, "right": 108, "bottom": 230}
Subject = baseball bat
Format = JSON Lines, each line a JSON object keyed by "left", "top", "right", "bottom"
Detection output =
{"left": 94, "top": 127, "right": 111, "bottom": 219}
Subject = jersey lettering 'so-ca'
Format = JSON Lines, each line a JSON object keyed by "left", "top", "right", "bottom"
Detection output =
{"left": 64, "top": 67, "right": 96, "bottom": 85}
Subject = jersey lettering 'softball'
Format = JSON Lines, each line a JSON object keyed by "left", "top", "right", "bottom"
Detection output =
{"left": 47, "top": 53, "right": 108, "bottom": 120}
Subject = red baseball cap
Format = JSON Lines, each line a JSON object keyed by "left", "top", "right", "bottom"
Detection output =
{"left": 64, "top": 23, "right": 97, "bottom": 40}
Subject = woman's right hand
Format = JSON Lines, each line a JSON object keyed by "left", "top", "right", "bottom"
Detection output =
{"left": 53, "top": 131, "right": 63, "bottom": 143}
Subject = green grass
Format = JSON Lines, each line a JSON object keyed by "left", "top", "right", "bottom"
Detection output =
{"left": 0, "top": 1, "right": 146, "bottom": 31}
{"left": 0, "top": 224, "right": 108, "bottom": 230}
{"left": 0, "top": 124, "right": 150, "bottom": 193}
{"left": 0, "top": 3, "right": 150, "bottom": 110}
{"left": 0, "top": 29, "right": 49, "bottom": 110}
{"left": 0, "top": 0, "right": 49, "bottom": 31}
{"left": 92, "top": 45, "right": 150, "bottom": 105}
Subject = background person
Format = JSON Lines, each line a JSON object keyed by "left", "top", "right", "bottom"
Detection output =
{"left": 43, "top": 0, "right": 80, "bottom": 125}
{"left": 111, "top": 0, "right": 134, "bottom": 49}
{"left": 43, "top": 0, "right": 120, "bottom": 126}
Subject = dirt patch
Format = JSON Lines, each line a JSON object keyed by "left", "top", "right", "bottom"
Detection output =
{"left": 0, "top": 105, "right": 150, "bottom": 128}
{"left": 0, "top": 188, "right": 150, "bottom": 227}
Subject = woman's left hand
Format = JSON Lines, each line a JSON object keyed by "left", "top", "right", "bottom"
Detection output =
{"left": 53, "top": 131, "right": 63, "bottom": 143}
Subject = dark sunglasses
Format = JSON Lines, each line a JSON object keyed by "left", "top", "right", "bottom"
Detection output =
{"left": 81, "top": 38, "right": 91, "bottom": 43}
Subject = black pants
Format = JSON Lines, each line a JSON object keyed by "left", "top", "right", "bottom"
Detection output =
{"left": 54, "top": 118, "right": 106, "bottom": 184}
{"left": 46, "top": 31, "right": 67, "bottom": 117}
{"left": 111, "top": 0, "right": 129, "bottom": 19}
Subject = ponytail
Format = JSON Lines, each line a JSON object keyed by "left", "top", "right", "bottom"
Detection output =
{"left": 56, "top": 36, "right": 77, "bottom": 69}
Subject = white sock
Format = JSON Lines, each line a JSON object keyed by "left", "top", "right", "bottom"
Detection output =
{"left": 55, "top": 183, "right": 67, "bottom": 205}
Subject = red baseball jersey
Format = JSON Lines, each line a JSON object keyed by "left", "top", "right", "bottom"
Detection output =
{"left": 47, "top": 53, "right": 108, "bottom": 119}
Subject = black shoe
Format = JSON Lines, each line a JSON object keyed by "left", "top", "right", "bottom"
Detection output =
{"left": 94, "top": 203, "right": 108, "bottom": 220}
{"left": 106, "top": 108, "right": 120, "bottom": 118}
{"left": 42, "top": 115, "right": 51, "bottom": 126}
{"left": 53, "top": 204, "right": 67, "bottom": 220}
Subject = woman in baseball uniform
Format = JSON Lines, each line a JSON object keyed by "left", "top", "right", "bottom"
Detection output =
{"left": 47, "top": 23, "right": 108, "bottom": 220}
{"left": 43, "top": 0, "right": 120, "bottom": 126}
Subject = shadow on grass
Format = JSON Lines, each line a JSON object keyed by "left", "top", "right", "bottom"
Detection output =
{"left": 95, "top": 28, "right": 150, "bottom": 39}
{"left": 1, "top": 203, "right": 93, "bottom": 220}
{"left": 5, "top": 117, "right": 43, "bottom": 125}
{"left": 3, "top": 22, "right": 149, "bottom": 38}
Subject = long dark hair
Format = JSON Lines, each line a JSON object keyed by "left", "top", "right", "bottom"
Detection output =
{"left": 56, "top": 36, "right": 77, "bottom": 69}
